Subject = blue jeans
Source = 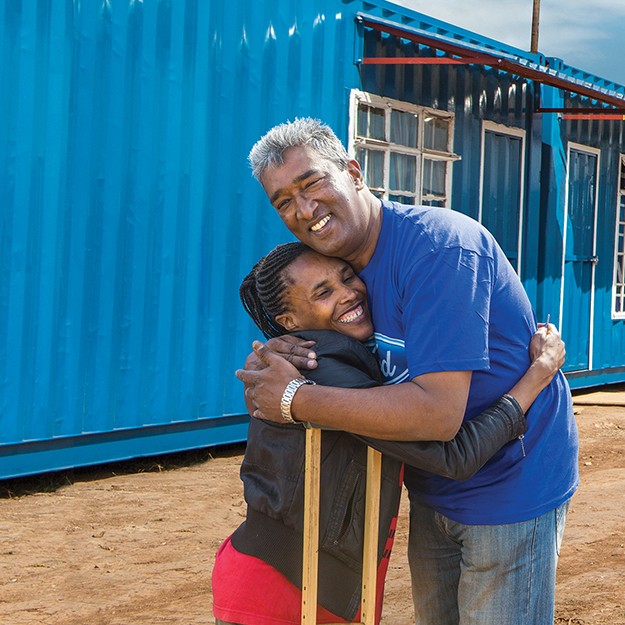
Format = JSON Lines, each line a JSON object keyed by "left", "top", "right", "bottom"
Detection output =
{"left": 408, "top": 493, "right": 570, "bottom": 625}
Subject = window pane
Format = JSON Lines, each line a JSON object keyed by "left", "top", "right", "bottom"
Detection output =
{"left": 389, "top": 194, "right": 416, "bottom": 205}
{"left": 357, "top": 103, "right": 385, "bottom": 141}
{"left": 424, "top": 115, "right": 450, "bottom": 151}
{"left": 422, "top": 198, "right": 446, "bottom": 207}
{"left": 390, "top": 153, "right": 416, "bottom": 192}
{"left": 356, "top": 147, "right": 384, "bottom": 190}
{"left": 422, "top": 159, "right": 446, "bottom": 197}
{"left": 390, "top": 110, "right": 418, "bottom": 147}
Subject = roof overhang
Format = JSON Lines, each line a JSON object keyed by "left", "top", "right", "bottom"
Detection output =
{"left": 356, "top": 14, "right": 625, "bottom": 119}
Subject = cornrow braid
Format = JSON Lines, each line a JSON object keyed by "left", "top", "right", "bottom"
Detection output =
{"left": 240, "top": 242, "right": 312, "bottom": 338}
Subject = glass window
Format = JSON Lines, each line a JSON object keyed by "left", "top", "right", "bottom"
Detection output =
{"left": 424, "top": 115, "right": 450, "bottom": 152}
{"left": 351, "top": 90, "right": 456, "bottom": 207}
{"left": 390, "top": 153, "right": 417, "bottom": 193}
{"left": 389, "top": 194, "right": 416, "bottom": 205}
{"left": 357, "top": 103, "right": 385, "bottom": 142}
{"left": 422, "top": 159, "right": 447, "bottom": 198}
{"left": 390, "top": 110, "right": 418, "bottom": 147}
{"left": 356, "top": 147, "right": 385, "bottom": 191}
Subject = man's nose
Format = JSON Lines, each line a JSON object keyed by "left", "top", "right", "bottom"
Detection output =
{"left": 295, "top": 194, "right": 317, "bottom": 220}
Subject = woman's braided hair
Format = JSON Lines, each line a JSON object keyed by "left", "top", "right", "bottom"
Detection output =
{"left": 240, "top": 242, "right": 312, "bottom": 339}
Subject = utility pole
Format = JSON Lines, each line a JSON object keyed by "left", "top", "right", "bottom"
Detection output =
{"left": 530, "top": 0, "right": 541, "bottom": 52}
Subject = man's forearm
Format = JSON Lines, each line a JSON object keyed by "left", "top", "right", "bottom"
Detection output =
{"left": 291, "top": 376, "right": 468, "bottom": 441}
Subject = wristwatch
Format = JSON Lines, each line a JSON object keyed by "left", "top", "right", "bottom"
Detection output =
{"left": 280, "top": 378, "right": 316, "bottom": 424}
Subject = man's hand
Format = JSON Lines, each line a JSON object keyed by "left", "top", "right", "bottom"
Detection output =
{"left": 241, "top": 335, "right": 317, "bottom": 416}
{"left": 237, "top": 341, "right": 303, "bottom": 422}
{"left": 244, "top": 335, "right": 318, "bottom": 372}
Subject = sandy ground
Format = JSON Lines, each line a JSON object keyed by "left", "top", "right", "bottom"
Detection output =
{"left": 1, "top": 386, "right": 624, "bottom": 625}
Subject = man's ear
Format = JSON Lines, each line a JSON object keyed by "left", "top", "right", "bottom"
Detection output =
{"left": 275, "top": 312, "right": 299, "bottom": 331}
{"left": 347, "top": 159, "right": 365, "bottom": 190}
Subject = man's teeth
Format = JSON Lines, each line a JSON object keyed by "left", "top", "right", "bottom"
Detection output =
{"left": 339, "top": 306, "right": 363, "bottom": 323}
{"left": 310, "top": 215, "right": 331, "bottom": 232}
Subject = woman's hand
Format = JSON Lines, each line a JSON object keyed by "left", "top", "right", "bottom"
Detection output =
{"left": 529, "top": 323, "right": 565, "bottom": 381}
{"left": 508, "top": 323, "right": 565, "bottom": 413}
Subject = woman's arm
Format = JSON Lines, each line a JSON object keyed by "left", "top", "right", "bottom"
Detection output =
{"left": 357, "top": 394, "right": 524, "bottom": 481}
{"left": 506, "top": 323, "right": 565, "bottom": 411}
{"left": 359, "top": 325, "right": 565, "bottom": 479}
{"left": 294, "top": 326, "right": 564, "bottom": 481}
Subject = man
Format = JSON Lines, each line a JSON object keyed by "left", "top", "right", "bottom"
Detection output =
{"left": 237, "top": 117, "right": 578, "bottom": 625}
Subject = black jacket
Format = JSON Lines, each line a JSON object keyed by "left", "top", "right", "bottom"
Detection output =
{"left": 231, "top": 330, "right": 525, "bottom": 619}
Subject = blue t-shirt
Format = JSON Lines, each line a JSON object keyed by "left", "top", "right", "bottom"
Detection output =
{"left": 360, "top": 201, "right": 579, "bottom": 525}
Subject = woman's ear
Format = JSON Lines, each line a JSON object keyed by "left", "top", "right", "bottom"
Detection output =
{"left": 275, "top": 313, "right": 299, "bottom": 331}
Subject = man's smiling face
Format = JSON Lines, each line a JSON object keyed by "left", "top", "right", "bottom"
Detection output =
{"left": 259, "top": 146, "right": 374, "bottom": 268}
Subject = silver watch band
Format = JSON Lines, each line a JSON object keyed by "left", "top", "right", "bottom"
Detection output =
{"left": 280, "top": 378, "right": 316, "bottom": 424}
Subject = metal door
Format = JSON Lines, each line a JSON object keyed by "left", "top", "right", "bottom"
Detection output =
{"left": 561, "top": 145, "right": 599, "bottom": 372}
{"left": 479, "top": 124, "right": 525, "bottom": 274}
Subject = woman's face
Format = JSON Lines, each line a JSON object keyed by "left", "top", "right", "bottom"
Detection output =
{"left": 275, "top": 252, "right": 374, "bottom": 341}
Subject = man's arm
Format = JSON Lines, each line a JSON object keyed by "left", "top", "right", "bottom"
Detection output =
{"left": 289, "top": 327, "right": 563, "bottom": 440}
{"left": 235, "top": 324, "right": 565, "bottom": 441}
{"left": 236, "top": 342, "right": 471, "bottom": 441}
{"left": 294, "top": 369, "right": 471, "bottom": 440}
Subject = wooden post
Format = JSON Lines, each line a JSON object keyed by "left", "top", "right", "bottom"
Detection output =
{"left": 530, "top": 0, "right": 540, "bottom": 52}
{"left": 300, "top": 427, "right": 382, "bottom": 625}
{"left": 360, "top": 447, "right": 382, "bottom": 625}
{"left": 301, "top": 427, "right": 322, "bottom": 624}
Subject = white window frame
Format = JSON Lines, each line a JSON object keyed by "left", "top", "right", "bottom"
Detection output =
{"left": 612, "top": 154, "right": 625, "bottom": 319}
{"left": 348, "top": 89, "right": 459, "bottom": 207}
{"left": 479, "top": 121, "right": 526, "bottom": 275}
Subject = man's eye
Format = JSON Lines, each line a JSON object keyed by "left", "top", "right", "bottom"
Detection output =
{"left": 277, "top": 198, "right": 291, "bottom": 211}
{"left": 305, "top": 178, "right": 322, "bottom": 189}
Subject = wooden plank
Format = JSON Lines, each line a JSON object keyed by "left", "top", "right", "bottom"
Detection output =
{"left": 300, "top": 434, "right": 381, "bottom": 625}
{"left": 301, "top": 427, "right": 322, "bottom": 624}
{"left": 360, "top": 447, "right": 382, "bottom": 625}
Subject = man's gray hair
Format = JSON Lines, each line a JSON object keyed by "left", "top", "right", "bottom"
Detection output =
{"left": 248, "top": 117, "right": 351, "bottom": 181}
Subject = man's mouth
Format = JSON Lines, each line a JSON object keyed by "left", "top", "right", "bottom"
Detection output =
{"left": 338, "top": 304, "right": 364, "bottom": 324}
{"left": 310, "top": 215, "right": 331, "bottom": 232}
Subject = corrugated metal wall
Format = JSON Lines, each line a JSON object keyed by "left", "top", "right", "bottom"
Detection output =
{"left": 564, "top": 108, "right": 625, "bottom": 383}
{"left": 0, "top": 0, "right": 360, "bottom": 477}
{"left": 3, "top": 0, "right": 625, "bottom": 476}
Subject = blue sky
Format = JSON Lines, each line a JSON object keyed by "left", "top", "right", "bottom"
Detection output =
{"left": 393, "top": 0, "right": 625, "bottom": 87}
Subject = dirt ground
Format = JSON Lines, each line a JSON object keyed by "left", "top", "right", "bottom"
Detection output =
{"left": 1, "top": 386, "right": 624, "bottom": 625}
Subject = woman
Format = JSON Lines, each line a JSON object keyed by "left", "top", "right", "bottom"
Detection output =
{"left": 212, "top": 242, "right": 564, "bottom": 625}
